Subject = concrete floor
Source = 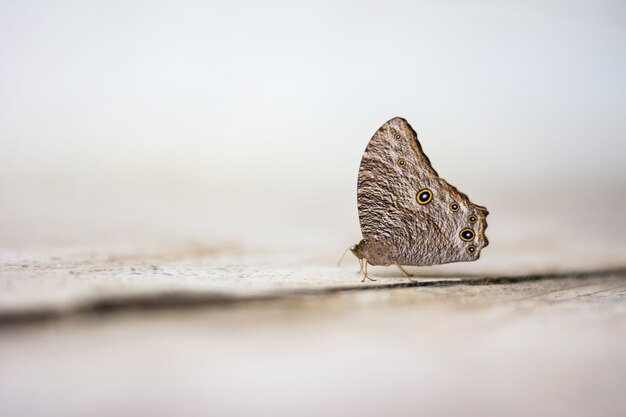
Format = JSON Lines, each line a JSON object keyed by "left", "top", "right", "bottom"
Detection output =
{"left": 1, "top": 268, "right": 625, "bottom": 417}
{"left": 1, "top": 186, "right": 625, "bottom": 417}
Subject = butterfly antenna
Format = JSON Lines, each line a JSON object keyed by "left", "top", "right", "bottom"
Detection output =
{"left": 337, "top": 245, "right": 355, "bottom": 267}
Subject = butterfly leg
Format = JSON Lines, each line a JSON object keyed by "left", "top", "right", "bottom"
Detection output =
{"left": 394, "top": 263, "right": 415, "bottom": 282}
{"left": 360, "top": 259, "right": 376, "bottom": 282}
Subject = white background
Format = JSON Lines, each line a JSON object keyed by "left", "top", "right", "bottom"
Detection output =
{"left": 1, "top": 0, "right": 625, "bottom": 251}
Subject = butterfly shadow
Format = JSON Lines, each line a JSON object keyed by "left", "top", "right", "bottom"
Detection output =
{"left": 346, "top": 266, "right": 626, "bottom": 289}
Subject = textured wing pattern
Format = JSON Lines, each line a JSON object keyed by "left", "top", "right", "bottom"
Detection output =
{"left": 356, "top": 117, "right": 488, "bottom": 266}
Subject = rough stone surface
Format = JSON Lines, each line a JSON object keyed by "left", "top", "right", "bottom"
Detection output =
{"left": 1, "top": 186, "right": 625, "bottom": 417}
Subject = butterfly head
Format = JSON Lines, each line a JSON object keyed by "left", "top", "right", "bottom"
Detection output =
{"left": 350, "top": 242, "right": 364, "bottom": 259}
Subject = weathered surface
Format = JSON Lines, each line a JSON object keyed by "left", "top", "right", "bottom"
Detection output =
{"left": 1, "top": 274, "right": 625, "bottom": 417}
{"left": 0, "top": 175, "right": 624, "bottom": 417}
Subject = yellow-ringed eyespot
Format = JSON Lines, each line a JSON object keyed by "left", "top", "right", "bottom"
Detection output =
{"left": 460, "top": 228, "right": 475, "bottom": 241}
{"left": 468, "top": 214, "right": 477, "bottom": 224}
{"left": 466, "top": 245, "right": 476, "bottom": 256}
{"left": 450, "top": 202, "right": 459, "bottom": 211}
{"left": 397, "top": 159, "right": 406, "bottom": 167}
{"left": 416, "top": 189, "right": 433, "bottom": 205}
{"left": 395, "top": 134, "right": 402, "bottom": 140}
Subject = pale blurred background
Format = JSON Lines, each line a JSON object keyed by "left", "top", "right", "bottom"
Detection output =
{"left": 1, "top": 3, "right": 626, "bottom": 417}
{"left": 1, "top": 0, "right": 625, "bottom": 257}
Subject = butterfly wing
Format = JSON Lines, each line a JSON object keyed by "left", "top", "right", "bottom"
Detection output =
{"left": 356, "top": 117, "right": 488, "bottom": 266}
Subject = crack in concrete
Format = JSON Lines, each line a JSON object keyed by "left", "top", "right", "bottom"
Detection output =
{"left": 1, "top": 266, "right": 625, "bottom": 328}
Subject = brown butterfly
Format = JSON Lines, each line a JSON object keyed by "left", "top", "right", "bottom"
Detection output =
{"left": 351, "top": 117, "right": 489, "bottom": 281}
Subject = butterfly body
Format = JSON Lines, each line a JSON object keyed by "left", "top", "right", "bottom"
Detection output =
{"left": 353, "top": 117, "right": 488, "bottom": 270}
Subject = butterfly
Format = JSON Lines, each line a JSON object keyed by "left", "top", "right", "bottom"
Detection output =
{"left": 350, "top": 117, "right": 489, "bottom": 281}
